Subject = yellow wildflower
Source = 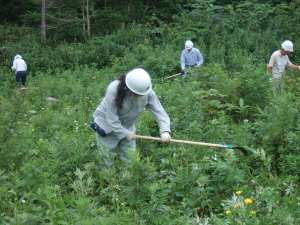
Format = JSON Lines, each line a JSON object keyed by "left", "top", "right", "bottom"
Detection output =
{"left": 120, "top": 202, "right": 125, "bottom": 207}
{"left": 251, "top": 211, "right": 256, "bottom": 215}
{"left": 236, "top": 191, "right": 242, "bottom": 195}
{"left": 226, "top": 210, "right": 231, "bottom": 215}
{"left": 235, "top": 203, "right": 240, "bottom": 208}
{"left": 244, "top": 198, "right": 253, "bottom": 204}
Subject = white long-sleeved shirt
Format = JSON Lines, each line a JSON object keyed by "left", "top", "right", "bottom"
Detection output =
{"left": 93, "top": 80, "right": 171, "bottom": 140}
{"left": 180, "top": 47, "right": 203, "bottom": 70}
{"left": 11, "top": 58, "right": 27, "bottom": 73}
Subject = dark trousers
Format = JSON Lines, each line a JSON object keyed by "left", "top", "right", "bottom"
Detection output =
{"left": 181, "top": 65, "right": 196, "bottom": 85}
{"left": 16, "top": 71, "right": 27, "bottom": 86}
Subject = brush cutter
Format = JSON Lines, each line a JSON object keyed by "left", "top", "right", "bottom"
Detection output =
{"left": 135, "top": 135, "right": 248, "bottom": 155}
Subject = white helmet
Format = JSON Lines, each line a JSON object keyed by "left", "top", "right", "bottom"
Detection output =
{"left": 185, "top": 40, "right": 193, "bottom": 49}
{"left": 14, "top": 54, "right": 22, "bottom": 60}
{"left": 125, "top": 68, "right": 152, "bottom": 95}
{"left": 281, "top": 40, "right": 293, "bottom": 52}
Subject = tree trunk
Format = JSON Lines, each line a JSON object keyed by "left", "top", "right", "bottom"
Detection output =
{"left": 41, "top": 0, "right": 46, "bottom": 40}
{"left": 81, "top": 0, "right": 90, "bottom": 40}
{"left": 81, "top": 0, "right": 86, "bottom": 31}
{"left": 86, "top": 0, "right": 90, "bottom": 38}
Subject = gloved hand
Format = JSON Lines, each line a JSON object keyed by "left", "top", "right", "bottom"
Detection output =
{"left": 125, "top": 131, "right": 136, "bottom": 141}
{"left": 161, "top": 132, "right": 171, "bottom": 143}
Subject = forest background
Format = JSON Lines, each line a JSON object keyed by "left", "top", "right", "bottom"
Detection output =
{"left": 1, "top": 0, "right": 300, "bottom": 224}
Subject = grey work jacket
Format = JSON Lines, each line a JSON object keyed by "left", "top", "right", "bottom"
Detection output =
{"left": 93, "top": 80, "right": 171, "bottom": 140}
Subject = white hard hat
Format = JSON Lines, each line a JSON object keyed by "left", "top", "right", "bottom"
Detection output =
{"left": 125, "top": 68, "right": 152, "bottom": 95}
{"left": 281, "top": 40, "right": 293, "bottom": 52}
{"left": 185, "top": 40, "right": 193, "bottom": 49}
{"left": 14, "top": 54, "right": 22, "bottom": 60}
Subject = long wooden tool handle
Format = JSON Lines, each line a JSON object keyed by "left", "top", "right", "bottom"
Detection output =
{"left": 135, "top": 135, "right": 230, "bottom": 149}
{"left": 165, "top": 73, "right": 182, "bottom": 79}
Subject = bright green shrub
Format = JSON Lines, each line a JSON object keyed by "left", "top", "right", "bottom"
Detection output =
{"left": 253, "top": 92, "right": 299, "bottom": 175}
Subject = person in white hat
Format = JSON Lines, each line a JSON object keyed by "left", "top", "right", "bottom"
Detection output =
{"left": 268, "top": 40, "right": 300, "bottom": 92}
{"left": 11, "top": 53, "right": 28, "bottom": 87}
{"left": 180, "top": 40, "right": 203, "bottom": 84}
{"left": 92, "top": 68, "right": 171, "bottom": 168}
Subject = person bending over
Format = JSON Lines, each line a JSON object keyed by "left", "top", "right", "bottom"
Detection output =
{"left": 93, "top": 68, "right": 171, "bottom": 168}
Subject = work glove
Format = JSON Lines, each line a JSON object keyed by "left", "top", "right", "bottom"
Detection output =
{"left": 125, "top": 131, "right": 136, "bottom": 141}
{"left": 161, "top": 132, "right": 171, "bottom": 143}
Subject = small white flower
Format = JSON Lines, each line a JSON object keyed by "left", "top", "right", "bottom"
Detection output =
{"left": 21, "top": 200, "right": 26, "bottom": 203}
{"left": 243, "top": 119, "right": 249, "bottom": 123}
{"left": 212, "top": 154, "right": 218, "bottom": 161}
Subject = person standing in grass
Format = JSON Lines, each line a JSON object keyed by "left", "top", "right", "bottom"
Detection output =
{"left": 180, "top": 40, "right": 203, "bottom": 84}
{"left": 11, "top": 53, "right": 28, "bottom": 87}
{"left": 268, "top": 40, "right": 300, "bottom": 92}
{"left": 92, "top": 68, "right": 171, "bottom": 169}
